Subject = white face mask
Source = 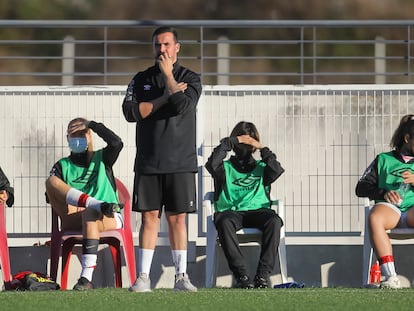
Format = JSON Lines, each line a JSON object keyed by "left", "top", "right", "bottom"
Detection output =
{"left": 68, "top": 137, "right": 88, "bottom": 153}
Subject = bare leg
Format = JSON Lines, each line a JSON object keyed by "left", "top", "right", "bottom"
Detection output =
{"left": 82, "top": 208, "right": 118, "bottom": 238}
{"left": 369, "top": 203, "right": 400, "bottom": 257}
{"left": 166, "top": 212, "right": 187, "bottom": 250}
{"left": 139, "top": 210, "right": 160, "bottom": 249}
{"left": 46, "top": 175, "right": 83, "bottom": 230}
{"left": 46, "top": 175, "right": 118, "bottom": 233}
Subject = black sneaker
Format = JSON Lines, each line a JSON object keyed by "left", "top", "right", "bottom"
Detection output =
{"left": 254, "top": 275, "right": 269, "bottom": 288}
{"left": 234, "top": 275, "right": 254, "bottom": 289}
{"left": 100, "top": 202, "right": 119, "bottom": 218}
{"left": 73, "top": 277, "right": 93, "bottom": 291}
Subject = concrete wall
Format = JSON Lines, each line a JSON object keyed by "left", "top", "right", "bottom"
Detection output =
{"left": 3, "top": 85, "right": 414, "bottom": 238}
{"left": 2, "top": 85, "right": 414, "bottom": 289}
{"left": 3, "top": 241, "right": 414, "bottom": 289}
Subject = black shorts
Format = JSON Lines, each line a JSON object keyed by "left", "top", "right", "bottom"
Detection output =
{"left": 132, "top": 172, "right": 196, "bottom": 214}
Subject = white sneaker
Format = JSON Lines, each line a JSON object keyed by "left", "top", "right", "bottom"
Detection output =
{"left": 379, "top": 275, "right": 401, "bottom": 289}
{"left": 174, "top": 273, "right": 197, "bottom": 292}
{"left": 129, "top": 273, "right": 151, "bottom": 292}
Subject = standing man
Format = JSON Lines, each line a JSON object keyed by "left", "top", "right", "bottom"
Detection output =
{"left": 122, "top": 26, "right": 202, "bottom": 292}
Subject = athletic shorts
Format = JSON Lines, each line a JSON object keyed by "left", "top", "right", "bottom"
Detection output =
{"left": 381, "top": 202, "right": 408, "bottom": 228}
{"left": 132, "top": 172, "right": 196, "bottom": 214}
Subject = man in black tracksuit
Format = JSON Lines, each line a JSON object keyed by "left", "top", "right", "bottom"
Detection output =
{"left": 122, "top": 26, "right": 202, "bottom": 292}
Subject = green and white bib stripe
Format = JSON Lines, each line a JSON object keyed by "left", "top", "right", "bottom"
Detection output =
{"left": 377, "top": 151, "right": 414, "bottom": 212}
{"left": 214, "top": 160, "right": 270, "bottom": 212}
{"left": 59, "top": 150, "right": 118, "bottom": 204}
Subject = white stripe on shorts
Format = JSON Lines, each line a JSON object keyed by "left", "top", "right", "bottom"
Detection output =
{"left": 114, "top": 212, "right": 123, "bottom": 229}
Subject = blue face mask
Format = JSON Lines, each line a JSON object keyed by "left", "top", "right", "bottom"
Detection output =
{"left": 68, "top": 137, "right": 88, "bottom": 153}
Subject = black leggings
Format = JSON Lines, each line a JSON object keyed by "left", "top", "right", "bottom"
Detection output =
{"left": 213, "top": 208, "right": 283, "bottom": 278}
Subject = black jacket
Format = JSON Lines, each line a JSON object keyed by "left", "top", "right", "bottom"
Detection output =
{"left": 122, "top": 62, "right": 202, "bottom": 174}
{"left": 0, "top": 166, "right": 14, "bottom": 207}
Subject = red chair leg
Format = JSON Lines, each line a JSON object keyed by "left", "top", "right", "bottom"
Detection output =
{"left": 61, "top": 238, "right": 78, "bottom": 290}
{"left": 50, "top": 232, "right": 63, "bottom": 281}
{"left": 0, "top": 235, "right": 11, "bottom": 289}
{"left": 0, "top": 203, "right": 11, "bottom": 289}
{"left": 107, "top": 238, "right": 122, "bottom": 288}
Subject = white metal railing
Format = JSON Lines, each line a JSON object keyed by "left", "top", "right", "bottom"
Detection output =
{"left": 0, "top": 20, "right": 413, "bottom": 85}
{"left": 1, "top": 85, "right": 414, "bottom": 246}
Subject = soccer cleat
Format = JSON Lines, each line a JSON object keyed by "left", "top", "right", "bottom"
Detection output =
{"left": 73, "top": 277, "right": 93, "bottom": 290}
{"left": 254, "top": 275, "right": 269, "bottom": 288}
{"left": 129, "top": 273, "right": 151, "bottom": 292}
{"left": 233, "top": 275, "right": 254, "bottom": 289}
{"left": 174, "top": 273, "right": 197, "bottom": 292}
{"left": 379, "top": 275, "right": 401, "bottom": 289}
{"left": 100, "top": 202, "right": 119, "bottom": 218}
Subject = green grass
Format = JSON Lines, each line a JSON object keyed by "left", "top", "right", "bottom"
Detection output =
{"left": 2, "top": 287, "right": 414, "bottom": 311}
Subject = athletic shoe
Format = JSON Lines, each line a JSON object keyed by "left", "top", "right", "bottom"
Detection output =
{"left": 233, "top": 275, "right": 254, "bottom": 289}
{"left": 100, "top": 202, "right": 118, "bottom": 218}
{"left": 379, "top": 275, "right": 401, "bottom": 289}
{"left": 254, "top": 275, "right": 269, "bottom": 288}
{"left": 174, "top": 273, "right": 198, "bottom": 292}
{"left": 129, "top": 273, "right": 151, "bottom": 292}
{"left": 73, "top": 277, "right": 93, "bottom": 290}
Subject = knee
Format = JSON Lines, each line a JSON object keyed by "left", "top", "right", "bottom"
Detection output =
{"left": 141, "top": 211, "right": 161, "bottom": 228}
{"left": 167, "top": 213, "right": 186, "bottom": 228}
{"left": 268, "top": 214, "right": 283, "bottom": 230}
{"left": 214, "top": 212, "right": 230, "bottom": 226}
{"left": 368, "top": 207, "right": 385, "bottom": 228}
{"left": 45, "top": 175, "right": 67, "bottom": 194}
{"left": 214, "top": 212, "right": 236, "bottom": 231}
{"left": 45, "top": 175, "right": 58, "bottom": 192}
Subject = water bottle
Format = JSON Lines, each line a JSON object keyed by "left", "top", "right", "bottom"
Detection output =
{"left": 397, "top": 182, "right": 410, "bottom": 206}
{"left": 369, "top": 261, "right": 381, "bottom": 284}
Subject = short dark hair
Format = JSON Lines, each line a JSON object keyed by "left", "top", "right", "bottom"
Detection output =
{"left": 230, "top": 121, "right": 260, "bottom": 141}
{"left": 152, "top": 26, "right": 178, "bottom": 42}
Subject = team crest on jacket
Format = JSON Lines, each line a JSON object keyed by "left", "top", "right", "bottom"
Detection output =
{"left": 143, "top": 84, "right": 151, "bottom": 91}
{"left": 391, "top": 167, "right": 414, "bottom": 177}
{"left": 233, "top": 176, "right": 261, "bottom": 187}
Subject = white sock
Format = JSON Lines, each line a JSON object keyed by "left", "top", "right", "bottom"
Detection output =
{"left": 80, "top": 254, "right": 97, "bottom": 281}
{"left": 139, "top": 248, "right": 154, "bottom": 276}
{"left": 171, "top": 249, "right": 187, "bottom": 275}
{"left": 381, "top": 262, "right": 397, "bottom": 277}
{"left": 66, "top": 188, "right": 102, "bottom": 211}
{"left": 84, "top": 197, "right": 103, "bottom": 211}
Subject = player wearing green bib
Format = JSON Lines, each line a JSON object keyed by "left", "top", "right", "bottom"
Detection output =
{"left": 46, "top": 118, "right": 123, "bottom": 290}
{"left": 206, "top": 121, "right": 284, "bottom": 289}
{"left": 58, "top": 150, "right": 118, "bottom": 205}
{"left": 356, "top": 114, "right": 414, "bottom": 289}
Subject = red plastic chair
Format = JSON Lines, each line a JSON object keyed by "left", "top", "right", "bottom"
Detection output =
{"left": 49, "top": 178, "right": 136, "bottom": 290}
{"left": 0, "top": 202, "right": 12, "bottom": 289}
